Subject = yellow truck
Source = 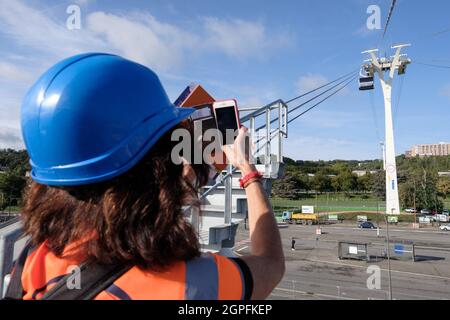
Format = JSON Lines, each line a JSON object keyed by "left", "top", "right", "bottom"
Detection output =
{"left": 282, "top": 211, "right": 319, "bottom": 225}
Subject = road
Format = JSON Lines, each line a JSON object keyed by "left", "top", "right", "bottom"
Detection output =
{"left": 233, "top": 223, "right": 450, "bottom": 300}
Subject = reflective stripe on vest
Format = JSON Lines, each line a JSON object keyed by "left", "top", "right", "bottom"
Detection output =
{"left": 185, "top": 254, "right": 218, "bottom": 300}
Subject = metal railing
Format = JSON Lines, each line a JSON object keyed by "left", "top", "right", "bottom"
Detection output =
{"left": 0, "top": 217, "right": 25, "bottom": 298}
{"left": 270, "top": 276, "right": 448, "bottom": 300}
{"left": 192, "top": 99, "right": 288, "bottom": 204}
{"left": 186, "top": 100, "right": 288, "bottom": 253}
{"left": 270, "top": 278, "right": 390, "bottom": 300}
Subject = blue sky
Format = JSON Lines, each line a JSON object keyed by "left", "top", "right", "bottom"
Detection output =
{"left": 0, "top": 0, "right": 449, "bottom": 160}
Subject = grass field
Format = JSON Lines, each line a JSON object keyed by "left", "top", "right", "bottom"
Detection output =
{"left": 271, "top": 195, "right": 386, "bottom": 214}
{"left": 271, "top": 194, "right": 450, "bottom": 214}
{"left": 1, "top": 195, "right": 449, "bottom": 215}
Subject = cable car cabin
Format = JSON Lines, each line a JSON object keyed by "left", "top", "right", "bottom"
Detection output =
{"left": 359, "top": 68, "right": 374, "bottom": 91}
{"left": 359, "top": 77, "right": 374, "bottom": 91}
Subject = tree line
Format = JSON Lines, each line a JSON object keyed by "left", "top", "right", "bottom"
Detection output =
{"left": 1, "top": 149, "right": 449, "bottom": 212}
{"left": 0, "top": 149, "right": 29, "bottom": 210}
{"left": 272, "top": 155, "right": 450, "bottom": 211}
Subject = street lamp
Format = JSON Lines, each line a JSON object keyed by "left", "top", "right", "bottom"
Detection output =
{"left": 385, "top": 211, "right": 394, "bottom": 300}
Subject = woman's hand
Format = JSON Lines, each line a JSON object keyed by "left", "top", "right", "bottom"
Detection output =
{"left": 222, "top": 127, "right": 256, "bottom": 175}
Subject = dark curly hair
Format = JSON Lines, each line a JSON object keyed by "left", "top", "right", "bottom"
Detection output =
{"left": 21, "top": 124, "right": 210, "bottom": 271}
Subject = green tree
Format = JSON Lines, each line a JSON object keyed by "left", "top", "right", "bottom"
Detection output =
{"left": 399, "top": 182, "right": 415, "bottom": 210}
{"left": 331, "top": 176, "right": 341, "bottom": 192}
{"left": 0, "top": 170, "right": 26, "bottom": 208}
{"left": 357, "top": 172, "right": 373, "bottom": 192}
{"left": 437, "top": 177, "right": 450, "bottom": 197}
{"left": 271, "top": 175, "right": 304, "bottom": 199}
{"left": 0, "top": 149, "right": 30, "bottom": 210}
{"left": 311, "top": 171, "right": 332, "bottom": 193}
{"left": 371, "top": 171, "right": 386, "bottom": 200}
{"left": 399, "top": 161, "right": 443, "bottom": 211}
{"left": 339, "top": 171, "right": 357, "bottom": 193}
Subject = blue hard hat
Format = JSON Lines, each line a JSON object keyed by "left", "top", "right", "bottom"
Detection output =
{"left": 21, "top": 53, "right": 195, "bottom": 186}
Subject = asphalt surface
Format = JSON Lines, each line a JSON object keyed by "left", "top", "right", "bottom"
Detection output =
{"left": 233, "top": 222, "right": 450, "bottom": 300}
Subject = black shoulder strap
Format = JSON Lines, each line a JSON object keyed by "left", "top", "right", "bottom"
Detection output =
{"left": 3, "top": 241, "right": 33, "bottom": 300}
{"left": 40, "top": 262, "right": 131, "bottom": 300}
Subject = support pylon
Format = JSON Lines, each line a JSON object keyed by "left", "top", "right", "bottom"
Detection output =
{"left": 362, "top": 44, "right": 412, "bottom": 214}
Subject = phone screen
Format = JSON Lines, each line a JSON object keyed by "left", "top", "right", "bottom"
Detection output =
{"left": 215, "top": 106, "right": 239, "bottom": 145}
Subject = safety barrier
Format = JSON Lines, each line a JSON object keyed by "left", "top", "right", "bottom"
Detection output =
{"left": 338, "top": 241, "right": 370, "bottom": 262}
{"left": 271, "top": 278, "right": 390, "bottom": 300}
{"left": 337, "top": 240, "right": 416, "bottom": 263}
{"left": 385, "top": 241, "right": 416, "bottom": 262}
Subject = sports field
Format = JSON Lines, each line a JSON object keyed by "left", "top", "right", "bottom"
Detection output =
{"left": 271, "top": 195, "right": 450, "bottom": 214}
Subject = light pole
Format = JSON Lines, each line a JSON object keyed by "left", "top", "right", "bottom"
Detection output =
{"left": 413, "top": 178, "right": 417, "bottom": 224}
{"left": 385, "top": 212, "right": 393, "bottom": 300}
{"left": 362, "top": 45, "right": 411, "bottom": 215}
{"left": 224, "top": 164, "right": 233, "bottom": 225}
{"left": 376, "top": 199, "right": 381, "bottom": 237}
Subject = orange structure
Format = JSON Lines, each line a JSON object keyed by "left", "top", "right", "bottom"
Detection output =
{"left": 174, "top": 84, "right": 215, "bottom": 107}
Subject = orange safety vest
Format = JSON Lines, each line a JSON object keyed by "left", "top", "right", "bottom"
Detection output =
{"left": 20, "top": 241, "right": 250, "bottom": 300}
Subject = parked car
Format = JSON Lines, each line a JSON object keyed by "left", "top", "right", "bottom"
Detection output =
{"left": 358, "top": 221, "right": 377, "bottom": 229}
{"left": 442, "top": 209, "right": 449, "bottom": 216}
{"left": 405, "top": 208, "right": 417, "bottom": 213}
{"left": 420, "top": 209, "right": 431, "bottom": 215}
{"left": 440, "top": 224, "right": 450, "bottom": 231}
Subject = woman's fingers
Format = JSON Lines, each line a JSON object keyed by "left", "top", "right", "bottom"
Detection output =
{"left": 221, "top": 126, "right": 253, "bottom": 169}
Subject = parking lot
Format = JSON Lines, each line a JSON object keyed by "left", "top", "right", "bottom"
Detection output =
{"left": 233, "top": 222, "right": 450, "bottom": 300}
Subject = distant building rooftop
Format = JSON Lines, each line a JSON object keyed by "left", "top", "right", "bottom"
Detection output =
{"left": 406, "top": 142, "right": 450, "bottom": 157}
{"left": 352, "top": 170, "right": 379, "bottom": 177}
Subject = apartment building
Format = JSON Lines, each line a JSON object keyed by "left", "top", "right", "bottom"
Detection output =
{"left": 406, "top": 142, "right": 450, "bottom": 157}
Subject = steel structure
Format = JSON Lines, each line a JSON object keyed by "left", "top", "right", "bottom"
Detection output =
{"left": 189, "top": 74, "right": 356, "bottom": 254}
{"left": 188, "top": 100, "right": 289, "bottom": 255}
{"left": 361, "top": 44, "right": 411, "bottom": 214}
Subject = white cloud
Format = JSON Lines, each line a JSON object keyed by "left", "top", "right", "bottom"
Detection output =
{"left": 203, "top": 17, "right": 290, "bottom": 60}
{"left": 0, "top": 1, "right": 291, "bottom": 70}
{"left": 0, "top": 0, "right": 293, "bottom": 149}
{"left": 0, "top": 126, "right": 23, "bottom": 149}
{"left": 0, "top": 0, "right": 104, "bottom": 58}
{"left": 441, "top": 84, "right": 450, "bottom": 99}
{"left": 0, "top": 62, "right": 34, "bottom": 83}
{"left": 86, "top": 11, "right": 198, "bottom": 71}
{"left": 296, "top": 73, "right": 329, "bottom": 93}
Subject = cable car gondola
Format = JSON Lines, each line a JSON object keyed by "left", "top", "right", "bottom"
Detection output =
{"left": 358, "top": 67, "right": 374, "bottom": 91}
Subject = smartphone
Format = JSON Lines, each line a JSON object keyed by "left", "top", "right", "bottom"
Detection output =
{"left": 212, "top": 100, "right": 240, "bottom": 145}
